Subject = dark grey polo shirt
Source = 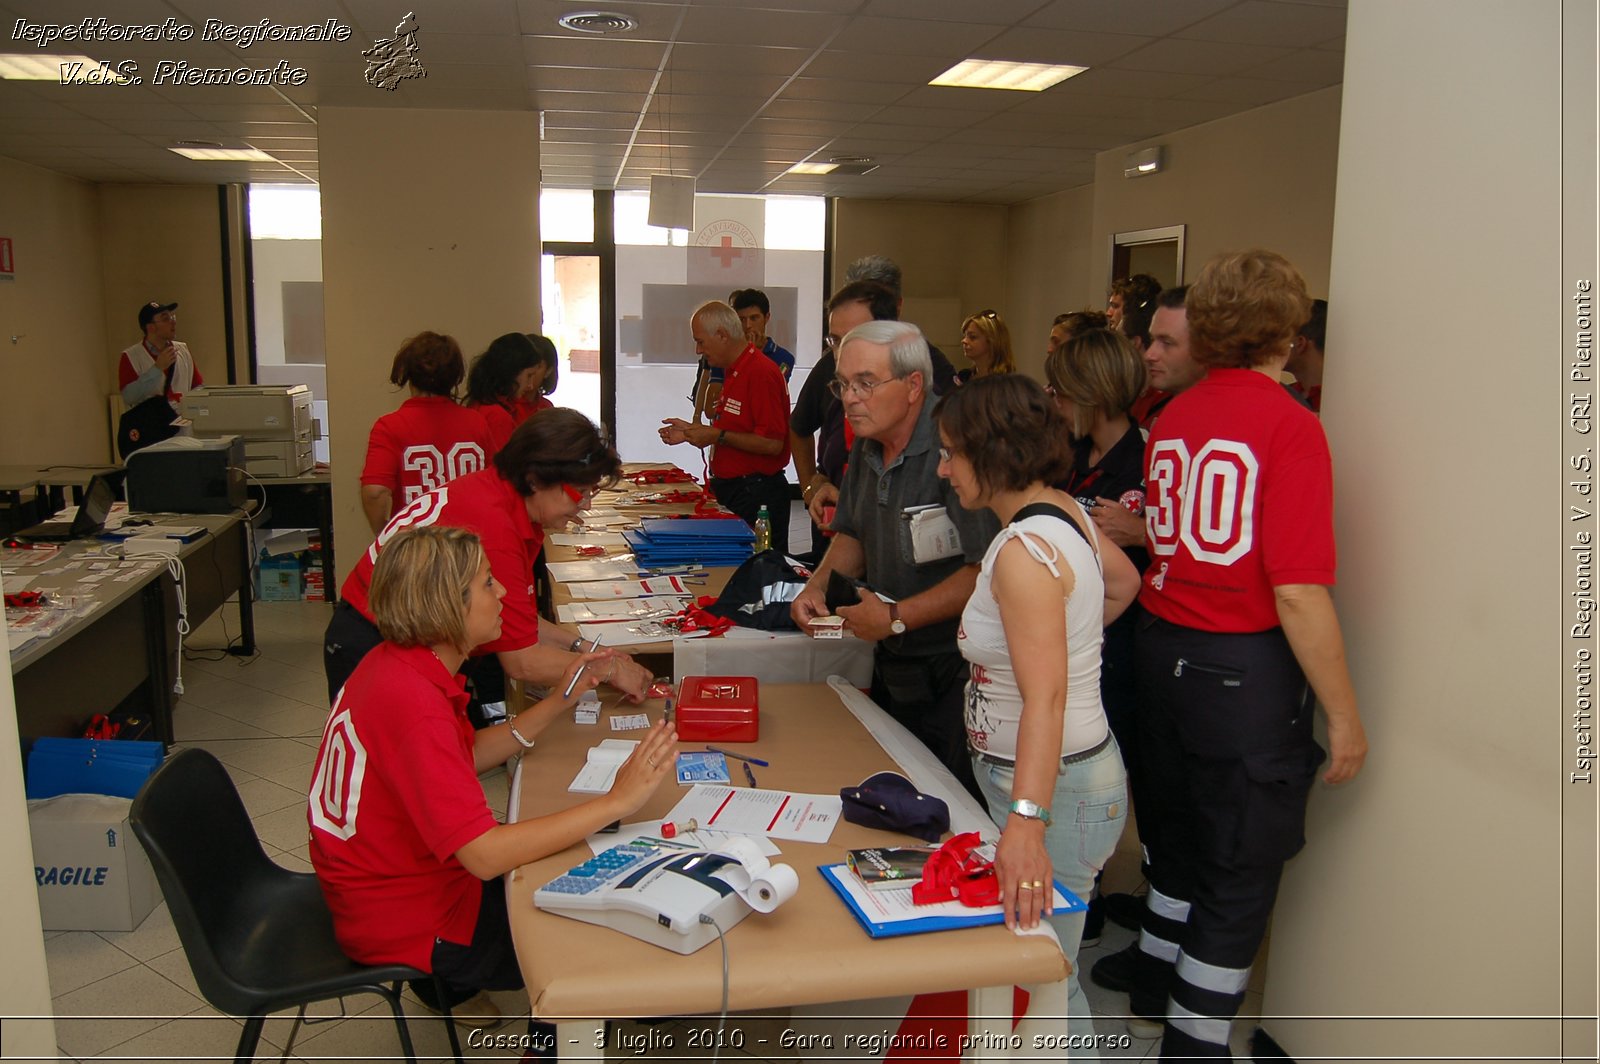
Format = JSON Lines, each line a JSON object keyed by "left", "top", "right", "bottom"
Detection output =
{"left": 831, "top": 400, "right": 999, "bottom": 656}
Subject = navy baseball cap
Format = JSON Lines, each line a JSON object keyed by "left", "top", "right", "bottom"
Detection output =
{"left": 138, "top": 301, "right": 178, "bottom": 328}
{"left": 840, "top": 771, "right": 950, "bottom": 843}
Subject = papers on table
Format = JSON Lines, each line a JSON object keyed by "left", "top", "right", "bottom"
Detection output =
{"left": 565, "top": 576, "right": 693, "bottom": 600}
{"left": 571, "top": 513, "right": 634, "bottom": 528}
{"left": 549, "top": 531, "right": 628, "bottom": 547}
{"left": 546, "top": 558, "right": 640, "bottom": 583}
{"left": 583, "top": 820, "right": 784, "bottom": 858}
{"left": 662, "top": 784, "right": 842, "bottom": 844}
{"left": 556, "top": 597, "right": 690, "bottom": 625}
{"left": 567, "top": 739, "right": 640, "bottom": 793}
{"left": 576, "top": 621, "right": 681, "bottom": 647}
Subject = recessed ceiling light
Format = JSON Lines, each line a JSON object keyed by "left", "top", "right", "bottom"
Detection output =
{"left": 557, "top": 11, "right": 639, "bottom": 34}
{"left": 787, "top": 162, "right": 837, "bottom": 175}
{"left": 929, "top": 59, "right": 1087, "bottom": 92}
{"left": 0, "top": 54, "right": 131, "bottom": 83}
{"left": 169, "top": 147, "right": 277, "bottom": 161}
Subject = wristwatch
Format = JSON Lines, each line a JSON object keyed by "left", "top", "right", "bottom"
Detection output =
{"left": 1009, "top": 799, "right": 1052, "bottom": 826}
{"left": 888, "top": 602, "right": 907, "bottom": 635}
{"left": 716, "top": 429, "right": 727, "bottom": 446}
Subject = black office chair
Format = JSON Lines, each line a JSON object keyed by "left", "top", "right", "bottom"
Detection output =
{"left": 129, "top": 748, "right": 464, "bottom": 1064}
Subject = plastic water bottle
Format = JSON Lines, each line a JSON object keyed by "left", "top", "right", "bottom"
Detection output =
{"left": 753, "top": 505, "right": 772, "bottom": 552}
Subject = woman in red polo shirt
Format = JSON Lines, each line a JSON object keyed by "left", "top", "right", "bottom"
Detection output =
{"left": 360, "top": 332, "right": 495, "bottom": 534}
{"left": 466, "top": 332, "right": 559, "bottom": 453}
{"left": 310, "top": 524, "right": 676, "bottom": 1019}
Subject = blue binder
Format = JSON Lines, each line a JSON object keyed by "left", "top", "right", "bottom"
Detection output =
{"left": 818, "top": 862, "right": 1084, "bottom": 939}
{"left": 25, "top": 738, "right": 165, "bottom": 800}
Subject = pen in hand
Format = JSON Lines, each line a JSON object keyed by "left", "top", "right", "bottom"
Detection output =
{"left": 562, "top": 634, "right": 604, "bottom": 698}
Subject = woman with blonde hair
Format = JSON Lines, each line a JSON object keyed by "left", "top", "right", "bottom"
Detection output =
{"left": 309, "top": 524, "right": 675, "bottom": 1022}
{"left": 956, "top": 309, "right": 1015, "bottom": 382}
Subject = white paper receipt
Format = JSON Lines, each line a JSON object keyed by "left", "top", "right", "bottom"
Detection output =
{"left": 609, "top": 713, "right": 651, "bottom": 731}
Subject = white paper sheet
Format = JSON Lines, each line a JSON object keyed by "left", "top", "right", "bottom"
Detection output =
{"left": 661, "top": 784, "right": 842, "bottom": 844}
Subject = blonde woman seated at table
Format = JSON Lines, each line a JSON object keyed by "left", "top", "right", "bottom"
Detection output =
{"left": 309, "top": 525, "right": 676, "bottom": 1021}
{"left": 934, "top": 373, "right": 1140, "bottom": 1060}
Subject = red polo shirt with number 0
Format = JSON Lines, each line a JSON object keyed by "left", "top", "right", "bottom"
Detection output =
{"left": 1139, "top": 368, "right": 1336, "bottom": 633}
{"left": 308, "top": 641, "right": 497, "bottom": 970}
{"left": 710, "top": 343, "right": 791, "bottom": 479}
{"left": 339, "top": 468, "right": 545, "bottom": 655}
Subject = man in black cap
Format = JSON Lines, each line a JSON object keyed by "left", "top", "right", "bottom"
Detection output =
{"left": 119, "top": 300, "right": 203, "bottom": 410}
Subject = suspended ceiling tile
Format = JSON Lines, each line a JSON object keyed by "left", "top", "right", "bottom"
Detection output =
{"left": 1110, "top": 37, "right": 1296, "bottom": 77}
{"left": 1021, "top": 0, "right": 1236, "bottom": 37}
{"left": 1174, "top": 0, "right": 1347, "bottom": 47}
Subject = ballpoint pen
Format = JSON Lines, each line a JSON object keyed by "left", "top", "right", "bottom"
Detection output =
{"left": 742, "top": 762, "right": 758, "bottom": 788}
{"left": 706, "top": 746, "right": 768, "bottom": 767}
{"left": 562, "top": 634, "right": 603, "bottom": 697}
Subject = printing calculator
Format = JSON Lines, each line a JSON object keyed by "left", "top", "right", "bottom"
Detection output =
{"left": 533, "top": 839, "right": 754, "bottom": 954}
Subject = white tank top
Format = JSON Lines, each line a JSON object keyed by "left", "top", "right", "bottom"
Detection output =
{"left": 957, "top": 509, "right": 1109, "bottom": 760}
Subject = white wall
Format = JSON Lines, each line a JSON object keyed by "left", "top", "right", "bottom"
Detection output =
{"left": 1262, "top": 2, "right": 1592, "bottom": 1060}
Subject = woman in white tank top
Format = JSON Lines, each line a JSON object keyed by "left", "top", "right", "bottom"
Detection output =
{"left": 935, "top": 375, "right": 1141, "bottom": 1059}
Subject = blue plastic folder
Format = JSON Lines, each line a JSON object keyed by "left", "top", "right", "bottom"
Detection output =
{"left": 25, "top": 738, "right": 164, "bottom": 800}
{"left": 818, "top": 862, "right": 1084, "bottom": 939}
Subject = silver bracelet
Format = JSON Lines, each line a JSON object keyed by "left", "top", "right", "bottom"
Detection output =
{"left": 507, "top": 718, "right": 536, "bottom": 749}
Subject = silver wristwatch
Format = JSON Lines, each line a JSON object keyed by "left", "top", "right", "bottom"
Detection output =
{"left": 1008, "top": 799, "right": 1053, "bottom": 826}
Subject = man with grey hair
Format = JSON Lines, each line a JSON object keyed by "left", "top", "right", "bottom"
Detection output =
{"left": 661, "top": 301, "right": 791, "bottom": 548}
{"left": 791, "top": 319, "right": 997, "bottom": 799}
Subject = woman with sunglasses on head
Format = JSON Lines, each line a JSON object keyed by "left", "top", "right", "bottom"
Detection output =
{"left": 934, "top": 374, "right": 1141, "bottom": 1060}
{"left": 466, "top": 332, "right": 560, "bottom": 453}
{"left": 326, "top": 408, "right": 655, "bottom": 715}
{"left": 360, "top": 331, "right": 497, "bottom": 535}
{"left": 310, "top": 525, "right": 676, "bottom": 1025}
{"left": 956, "top": 309, "right": 1016, "bottom": 384}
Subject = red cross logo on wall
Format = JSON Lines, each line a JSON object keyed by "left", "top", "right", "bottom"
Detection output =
{"left": 710, "top": 235, "right": 743, "bottom": 268}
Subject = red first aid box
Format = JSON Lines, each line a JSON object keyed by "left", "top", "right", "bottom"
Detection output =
{"left": 673, "top": 676, "right": 759, "bottom": 743}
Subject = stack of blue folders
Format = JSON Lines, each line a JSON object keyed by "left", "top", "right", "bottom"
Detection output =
{"left": 624, "top": 518, "right": 755, "bottom": 569}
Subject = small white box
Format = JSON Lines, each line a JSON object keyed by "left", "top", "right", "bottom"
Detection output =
{"left": 29, "top": 794, "right": 160, "bottom": 932}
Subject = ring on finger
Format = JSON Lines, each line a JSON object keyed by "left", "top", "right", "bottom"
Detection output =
{"left": 1030, "top": 880, "right": 1044, "bottom": 890}
{"left": 1018, "top": 882, "right": 1035, "bottom": 891}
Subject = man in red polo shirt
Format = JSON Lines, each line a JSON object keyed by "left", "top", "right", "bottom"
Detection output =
{"left": 660, "top": 300, "right": 792, "bottom": 550}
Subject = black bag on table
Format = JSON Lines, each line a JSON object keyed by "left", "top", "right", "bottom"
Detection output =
{"left": 117, "top": 396, "right": 179, "bottom": 459}
{"left": 700, "top": 549, "right": 811, "bottom": 631}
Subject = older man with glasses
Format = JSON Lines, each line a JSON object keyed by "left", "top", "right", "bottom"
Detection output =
{"left": 790, "top": 319, "right": 997, "bottom": 800}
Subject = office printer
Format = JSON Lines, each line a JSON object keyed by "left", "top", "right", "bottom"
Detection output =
{"left": 125, "top": 435, "right": 246, "bottom": 514}
{"left": 181, "top": 385, "right": 315, "bottom": 477}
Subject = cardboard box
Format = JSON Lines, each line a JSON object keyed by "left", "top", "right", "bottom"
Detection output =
{"left": 29, "top": 794, "right": 159, "bottom": 931}
{"left": 259, "top": 553, "right": 302, "bottom": 601}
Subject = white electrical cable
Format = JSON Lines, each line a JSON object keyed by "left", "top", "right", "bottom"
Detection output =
{"left": 110, "top": 543, "right": 188, "bottom": 695}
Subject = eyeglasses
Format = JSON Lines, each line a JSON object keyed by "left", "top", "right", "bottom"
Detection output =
{"left": 828, "top": 375, "right": 901, "bottom": 400}
{"left": 823, "top": 335, "right": 840, "bottom": 352}
{"left": 561, "top": 483, "right": 596, "bottom": 503}
{"left": 937, "top": 446, "right": 954, "bottom": 463}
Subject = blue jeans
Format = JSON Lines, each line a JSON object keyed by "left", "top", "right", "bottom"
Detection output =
{"left": 974, "top": 739, "right": 1128, "bottom": 1061}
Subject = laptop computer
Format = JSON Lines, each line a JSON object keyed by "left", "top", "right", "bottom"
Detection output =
{"left": 17, "top": 473, "right": 120, "bottom": 542}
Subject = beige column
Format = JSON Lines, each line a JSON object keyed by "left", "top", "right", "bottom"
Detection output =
{"left": 319, "top": 107, "right": 541, "bottom": 577}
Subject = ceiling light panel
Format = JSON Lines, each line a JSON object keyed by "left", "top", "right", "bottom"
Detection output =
{"left": 929, "top": 59, "right": 1088, "bottom": 91}
{"left": 169, "top": 147, "right": 277, "bottom": 161}
{"left": 0, "top": 54, "right": 131, "bottom": 83}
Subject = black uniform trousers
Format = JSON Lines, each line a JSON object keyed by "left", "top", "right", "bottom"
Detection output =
{"left": 709, "top": 472, "right": 791, "bottom": 554}
{"left": 1129, "top": 613, "right": 1324, "bottom": 1060}
{"left": 871, "top": 643, "right": 983, "bottom": 804}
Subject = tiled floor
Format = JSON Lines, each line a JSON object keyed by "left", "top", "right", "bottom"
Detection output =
{"left": 42, "top": 586, "right": 1262, "bottom": 1062}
